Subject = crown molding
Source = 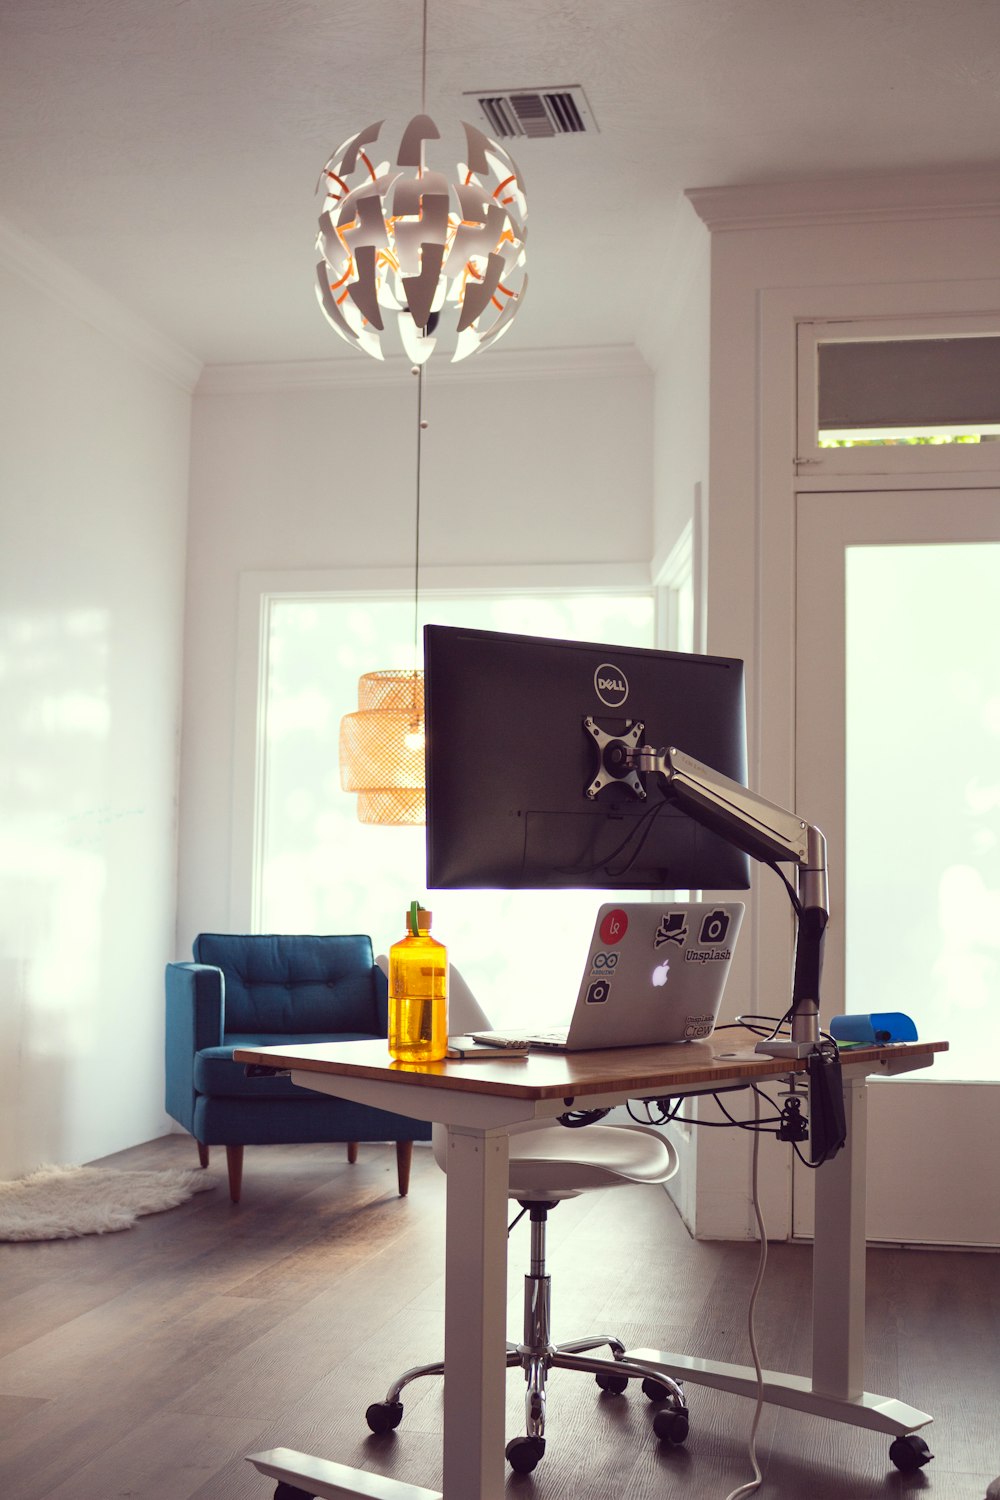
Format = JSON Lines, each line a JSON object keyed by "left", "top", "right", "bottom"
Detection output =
{"left": 686, "top": 165, "right": 1000, "bottom": 233}
{"left": 0, "top": 216, "right": 202, "bottom": 392}
{"left": 195, "top": 343, "right": 651, "bottom": 395}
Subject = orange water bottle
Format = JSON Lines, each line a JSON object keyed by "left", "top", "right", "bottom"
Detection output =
{"left": 388, "top": 901, "right": 448, "bottom": 1062}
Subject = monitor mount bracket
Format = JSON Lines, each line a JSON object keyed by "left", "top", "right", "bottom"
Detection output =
{"left": 630, "top": 744, "right": 829, "bottom": 1059}
{"left": 583, "top": 716, "right": 647, "bottom": 801}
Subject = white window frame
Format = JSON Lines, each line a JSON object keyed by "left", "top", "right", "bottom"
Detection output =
{"left": 229, "top": 562, "right": 660, "bottom": 930}
{"left": 796, "top": 313, "right": 1000, "bottom": 478}
{"left": 656, "top": 512, "right": 704, "bottom": 655}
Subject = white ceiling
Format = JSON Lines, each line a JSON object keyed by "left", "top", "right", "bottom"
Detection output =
{"left": 2, "top": 0, "right": 999, "bottom": 368}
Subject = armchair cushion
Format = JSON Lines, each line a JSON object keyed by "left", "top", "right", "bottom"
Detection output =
{"left": 193, "top": 932, "right": 384, "bottom": 1035}
{"left": 193, "top": 1032, "right": 377, "bottom": 1097}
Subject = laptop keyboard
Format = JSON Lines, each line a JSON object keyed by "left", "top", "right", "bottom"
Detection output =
{"left": 470, "top": 1029, "right": 569, "bottom": 1048}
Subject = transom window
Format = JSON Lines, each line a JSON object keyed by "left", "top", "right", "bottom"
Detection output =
{"left": 797, "top": 317, "right": 1000, "bottom": 474}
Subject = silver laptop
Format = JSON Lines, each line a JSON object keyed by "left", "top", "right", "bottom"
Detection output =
{"left": 473, "top": 901, "right": 744, "bottom": 1052}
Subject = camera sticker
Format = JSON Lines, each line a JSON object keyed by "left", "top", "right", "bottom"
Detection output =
{"left": 685, "top": 906, "right": 734, "bottom": 964}
{"left": 654, "top": 912, "right": 688, "bottom": 948}
{"left": 585, "top": 979, "right": 611, "bottom": 1004}
{"left": 699, "top": 908, "right": 731, "bottom": 944}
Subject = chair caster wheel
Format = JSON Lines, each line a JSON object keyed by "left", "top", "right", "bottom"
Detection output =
{"left": 653, "top": 1405, "right": 690, "bottom": 1446}
{"left": 274, "top": 1485, "right": 314, "bottom": 1500}
{"left": 642, "top": 1376, "right": 672, "bottom": 1402}
{"left": 595, "top": 1370, "right": 629, "bottom": 1394}
{"left": 505, "top": 1435, "right": 546, "bottom": 1474}
{"left": 365, "top": 1399, "right": 404, "bottom": 1434}
{"left": 889, "top": 1433, "right": 933, "bottom": 1472}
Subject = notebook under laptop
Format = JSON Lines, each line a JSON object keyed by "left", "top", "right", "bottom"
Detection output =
{"left": 472, "top": 901, "right": 744, "bottom": 1052}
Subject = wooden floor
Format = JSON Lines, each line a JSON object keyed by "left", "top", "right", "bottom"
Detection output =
{"left": 0, "top": 1135, "right": 997, "bottom": 1500}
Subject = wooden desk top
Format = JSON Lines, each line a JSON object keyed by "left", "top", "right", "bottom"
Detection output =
{"left": 233, "top": 1031, "right": 947, "bottom": 1103}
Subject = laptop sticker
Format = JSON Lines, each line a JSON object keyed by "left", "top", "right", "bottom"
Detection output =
{"left": 655, "top": 913, "right": 688, "bottom": 947}
{"left": 599, "top": 908, "right": 629, "bottom": 944}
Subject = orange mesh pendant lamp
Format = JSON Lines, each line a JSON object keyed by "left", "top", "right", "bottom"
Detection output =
{"left": 339, "top": 669, "right": 425, "bottom": 826}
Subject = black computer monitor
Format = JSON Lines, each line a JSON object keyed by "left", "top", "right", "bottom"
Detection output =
{"left": 424, "top": 624, "right": 752, "bottom": 891}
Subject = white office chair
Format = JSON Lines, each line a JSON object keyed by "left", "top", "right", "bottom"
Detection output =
{"left": 366, "top": 961, "right": 688, "bottom": 1475}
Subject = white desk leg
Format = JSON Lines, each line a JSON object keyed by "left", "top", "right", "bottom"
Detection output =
{"left": 811, "top": 1074, "right": 867, "bottom": 1399}
{"left": 628, "top": 1068, "right": 932, "bottom": 1440}
{"left": 442, "top": 1125, "right": 510, "bottom": 1500}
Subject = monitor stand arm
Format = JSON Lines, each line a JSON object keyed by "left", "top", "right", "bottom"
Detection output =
{"left": 631, "top": 746, "right": 829, "bottom": 1058}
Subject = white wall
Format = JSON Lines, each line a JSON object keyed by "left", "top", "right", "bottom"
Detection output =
{"left": 642, "top": 205, "right": 712, "bottom": 585}
{"left": 637, "top": 205, "right": 713, "bottom": 1228}
{"left": 0, "top": 230, "right": 195, "bottom": 1176}
{"left": 177, "top": 350, "right": 654, "bottom": 954}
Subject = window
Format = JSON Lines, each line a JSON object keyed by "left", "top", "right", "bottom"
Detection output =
{"left": 797, "top": 317, "right": 1000, "bottom": 475}
{"left": 255, "top": 587, "right": 655, "bottom": 1028}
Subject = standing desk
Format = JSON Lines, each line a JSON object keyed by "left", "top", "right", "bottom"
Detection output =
{"left": 232, "top": 1030, "right": 946, "bottom": 1500}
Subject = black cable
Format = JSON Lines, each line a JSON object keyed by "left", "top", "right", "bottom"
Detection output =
{"left": 554, "top": 798, "right": 664, "bottom": 881}
{"left": 508, "top": 1205, "right": 528, "bottom": 1234}
{"left": 731, "top": 1014, "right": 791, "bottom": 1037}
{"left": 558, "top": 1108, "right": 611, "bottom": 1128}
{"left": 766, "top": 857, "right": 803, "bottom": 915}
{"left": 791, "top": 1141, "right": 825, "bottom": 1170}
{"left": 602, "top": 800, "right": 669, "bottom": 879}
{"left": 628, "top": 1094, "right": 781, "bottom": 1133}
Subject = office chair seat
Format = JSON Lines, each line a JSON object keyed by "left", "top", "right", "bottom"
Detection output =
{"left": 367, "top": 955, "right": 689, "bottom": 1475}
{"left": 505, "top": 1119, "right": 679, "bottom": 1196}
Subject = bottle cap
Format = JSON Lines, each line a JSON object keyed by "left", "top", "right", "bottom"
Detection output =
{"left": 406, "top": 901, "right": 431, "bottom": 933}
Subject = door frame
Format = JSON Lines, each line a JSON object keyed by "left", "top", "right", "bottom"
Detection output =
{"left": 700, "top": 278, "right": 1000, "bottom": 1243}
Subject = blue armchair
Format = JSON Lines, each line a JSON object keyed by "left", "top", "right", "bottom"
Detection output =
{"left": 165, "top": 932, "right": 431, "bottom": 1202}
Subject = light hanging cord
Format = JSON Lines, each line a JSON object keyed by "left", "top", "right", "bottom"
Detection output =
{"left": 420, "top": 0, "right": 428, "bottom": 116}
{"left": 336, "top": 348, "right": 428, "bottom": 824}
{"left": 413, "top": 364, "right": 424, "bottom": 669}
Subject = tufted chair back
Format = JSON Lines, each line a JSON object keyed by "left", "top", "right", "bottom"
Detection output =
{"left": 193, "top": 932, "right": 384, "bottom": 1037}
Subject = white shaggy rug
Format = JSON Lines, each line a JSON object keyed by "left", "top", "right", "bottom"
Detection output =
{"left": 0, "top": 1164, "right": 215, "bottom": 1241}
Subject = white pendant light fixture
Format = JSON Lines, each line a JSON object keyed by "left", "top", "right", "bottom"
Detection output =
{"left": 314, "top": 1, "right": 528, "bottom": 365}
{"left": 335, "top": 2, "right": 526, "bottom": 823}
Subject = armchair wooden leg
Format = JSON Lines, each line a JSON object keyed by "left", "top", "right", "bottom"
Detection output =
{"left": 226, "top": 1145, "right": 244, "bottom": 1203}
{"left": 347, "top": 1141, "right": 359, "bottom": 1164}
{"left": 197, "top": 1142, "right": 210, "bottom": 1168}
{"left": 396, "top": 1139, "right": 413, "bottom": 1197}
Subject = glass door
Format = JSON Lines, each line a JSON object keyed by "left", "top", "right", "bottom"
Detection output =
{"left": 794, "top": 488, "right": 1000, "bottom": 1246}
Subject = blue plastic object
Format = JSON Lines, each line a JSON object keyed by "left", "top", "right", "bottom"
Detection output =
{"left": 829, "top": 1012, "right": 918, "bottom": 1045}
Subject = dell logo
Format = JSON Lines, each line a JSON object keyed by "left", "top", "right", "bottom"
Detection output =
{"left": 594, "top": 663, "right": 629, "bottom": 708}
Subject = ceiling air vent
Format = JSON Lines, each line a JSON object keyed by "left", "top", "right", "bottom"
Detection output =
{"left": 464, "top": 85, "right": 597, "bottom": 140}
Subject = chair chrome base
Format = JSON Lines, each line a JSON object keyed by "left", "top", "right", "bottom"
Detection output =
{"left": 365, "top": 1201, "right": 689, "bottom": 1474}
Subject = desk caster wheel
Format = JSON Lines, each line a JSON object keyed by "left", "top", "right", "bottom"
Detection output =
{"left": 506, "top": 1435, "right": 545, "bottom": 1474}
{"left": 642, "top": 1377, "right": 672, "bottom": 1402}
{"left": 366, "top": 1399, "right": 403, "bottom": 1434}
{"left": 274, "top": 1485, "right": 314, "bottom": 1500}
{"left": 653, "top": 1404, "right": 690, "bottom": 1446}
{"left": 889, "top": 1434, "right": 933, "bottom": 1472}
{"left": 595, "top": 1370, "right": 629, "bottom": 1394}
